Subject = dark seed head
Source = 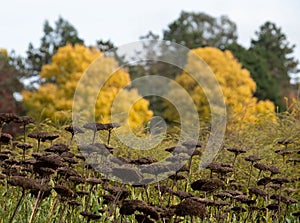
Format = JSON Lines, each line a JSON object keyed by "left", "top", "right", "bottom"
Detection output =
{"left": 271, "top": 177, "right": 290, "bottom": 185}
{"left": 244, "top": 155, "right": 261, "bottom": 163}
{"left": 80, "top": 212, "right": 101, "bottom": 220}
{"left": 68, "top": 200, "right": 81, "bottom": 206}
{"left": 129, "top": 156, "right": 158, "bottom": 165}
{"left": 135, "top": 214, "right": 155, "bottom": 223}
{"left": 275, "top": 149, "right": 294, "bottom": 156}
{"left": 65, "top": 125, "right": 84, "bottom": 134}
{"left": 214, "top": 191, "right": 233, "bottom": 199}
{"left": 292, "top": 210, "right": 300, "bottom": 217}
{"left": 54, "top": 185, "right": 74, "bottom": 198}
{"left": 85, "top": 177, "right": 103, "bottom": 185}
{"left": 141, "top": 164, "right": 171, "bottom": 175}
{"left": 268, "top": 165, "right": 281, "bottom": 175}
{"left": 267, "top": 203, "right": 281, "bottom": 211}
{"left": 16, "top": 143, "right": 33, "bottom": 150}
{"left": 223, "top": 190, "right": 244, "bottom": 196}
{"left": 231, "top": 206, "right": 246, "bottom": 213}
{"left": 0, "top": 153, "right": 9, "bottom": 161}
{"left": 83, "top": 122, "right": 106, "bottom": 131}
{"left": 0, "top": 133, "right": 12, "bottom": 144}
{"left": 8, "top": 176, "right": 41, "bottom": 190}
{"left": 15, "top": 116, "right": 35, "bottom": 125}
{"left": 0, "top": 113, "right": 19, "bottom": 124}
{"left": 175, "top": 198, "right": 206, "bottom": 218}
{"left": 28, "top": 132, "right": 59, "bottom": 142}
{"left": 173, "top": 190, "right": 193, "bottom": 200}
{"left": 191, "top": 178, "right": 224, "bottom": 192}
{"left": 287, "top": 158, "right": 300, "bottom": 163}
{"left": 103, "top": 185, "right": 129, "bottom": 200}
{"left": 226, "top": 147, "right": 246, "bottom": 155}
{"left": 253, "top": 163, "right": 269, "bottom": 171}
{"left": 45, "top": 143, "right": 70, "bottom": 154}
{"left": 102, "top": 122, "right": 121, "bottom": 131}
{"left": 257, "top": 177, "right": 272, "bottom": 186}
{"left": 120, "top": 199, "right": 145, "bottom": 215}
{"left": 69, "top": 176, "right": 85, "bottom": 184}
{"left": 277, "top": 139, "right": 293, "bottom": 146}
{"left": 249, "top": 187, "right": 267, "bottom": 197}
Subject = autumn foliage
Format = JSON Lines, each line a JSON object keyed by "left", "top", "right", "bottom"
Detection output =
{"left": 22, "top": 44, "right": 153, "bottom": 128}
{"left": 166, "top": 47, "right": 275, "bottom": 127}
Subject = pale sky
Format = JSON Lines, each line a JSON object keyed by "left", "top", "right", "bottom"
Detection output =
{"left": 1, "top": 0, "right": 300, "bottom": 63}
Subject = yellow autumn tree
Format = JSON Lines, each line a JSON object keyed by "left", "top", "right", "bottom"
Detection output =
{"left": 165, "top": 47, "right": 275, "bottom": 128}
{"left": 23, "top": 44, "right": 153, "bottom": 128}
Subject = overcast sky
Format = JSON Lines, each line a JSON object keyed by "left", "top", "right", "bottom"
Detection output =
{"left": 1, "top": 0, "right": 300, "bottom": 62}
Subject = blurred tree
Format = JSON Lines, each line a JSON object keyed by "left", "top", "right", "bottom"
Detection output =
{"left": 163, "top": 11, "right": 237, "bottom": 49}
{"left": 25, "top": 16, "right": 84, "bottom": 86}
{"left": 226, "top": 42, "right": 282, "bottom": 109}
{"left": 0, "top": 49, "right": 24, "bottom": 113}
{"left": 251, "top": 21, "right": 299, "bottom": 99}
{"left": 165, "top": 47, "right": 275, "bottom": 128}
{"left": 95, "top": 39, "right": 115, "bottom": 52}
{"left": 22, "top": 44, "right": 152, "bottom": 128}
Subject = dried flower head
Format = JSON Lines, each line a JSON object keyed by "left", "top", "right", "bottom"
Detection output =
{"left": 0, "top": 113, "right": 19, "bottom": 125}
{"left": 45, "top": 143, "right": 70, "bottom": 154}
{"left": 120, "top": 200, "right": 146, "bottom": 216}
{"left": 227, "top": 147, "right": 246, "bottom": 155}
{"left": 129, "top": 156, "right": 158, "bottom": 165}
{"left": 65, "top": 125, "right": 84, "bottom": 135}
{"left": 223, "top": 190, "right": 244, "bottom": 196}
{"left": 141, "top": 164, "right": 171, "bottom": 176}
{"left": 135, "top": 214, "right": 155, "bottom": 223}
{"left": 277, "top": 139, "right": 293, "bottom": 146}
{"left": 15, "top": 116, "right": 35, "bottom": 125}
{"left": 173, "top": 190, "right": 193, "bottom": 200}
{"left": 175, "top": 198, "right": 206, "bottom": 218}
{"left": 191, "top": 178, "right": 224, "bottom": 192}
{"left": 249, "top": 187, "right": 267, "bottom": 197}
{"left": 275, "top": 149, "right": 294, "bottom": 156}
{"left": 85, "top": 177, "right": 103, "bottom": 185}
{"left": 54, "top": 185, "right": 74, "bottom": 198}
{"left": 16, "top": 143, "right": 33, "bottom": 150}
{"left": 214, "top": 191, "right": 233, "bottom": 199}
{"left": 68, "top": 200, "right": 81, "bottom": 206}
{"left": 257, "top": 177, "right": 272, "bottom": 186}
{"left": 0, "top": 153, "right": 9, "bottom": 161}
{"left": 244, "top": 155, "right": 261, "bottom": 163}
{"left": 271, "top": 177, "right": 290, "bottom": 185}
{"left": 182, "top": 139, "right": 202, "bottom": 148}
{"left": 103, "top": 185, "right": 129, "bottom": 200}
{"left": 268, "top": 165, "right": 281, "bottom": 175}
{"left": 8, "top": 176, "right": 41, "bottom": 190}
{"left": 253, "top": 163, "right": 269, "bottom": 171}
{"left": 267, "top": 203, "right": 281, "bottom": 211}
{"left": 28, "top": 132, "right": 58, "bottom": 142}
{"left": 0, "top": 133, "right": 12, "bottom": 144}
{"left": 80, "top": 212, "right": 101, "bottom": 220}
{"left": 230, "top": 206, "right": 246, "bottom": 213}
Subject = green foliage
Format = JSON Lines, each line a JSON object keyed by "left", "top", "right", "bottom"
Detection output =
{"left": 163, "top": 11, "right": 238, "bottom": 49}
{"left": 226, "top": 42, "right": 283, "bottom": 109}
{"left": 25, "top": 16, "right": 84, "bottom": 85}
{"left": 251, "top": 21, "right": 299, "bottom": 99}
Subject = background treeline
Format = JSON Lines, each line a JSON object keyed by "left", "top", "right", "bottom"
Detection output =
{"left": 1, "top": 11, "right": 299, "bottom": 122}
